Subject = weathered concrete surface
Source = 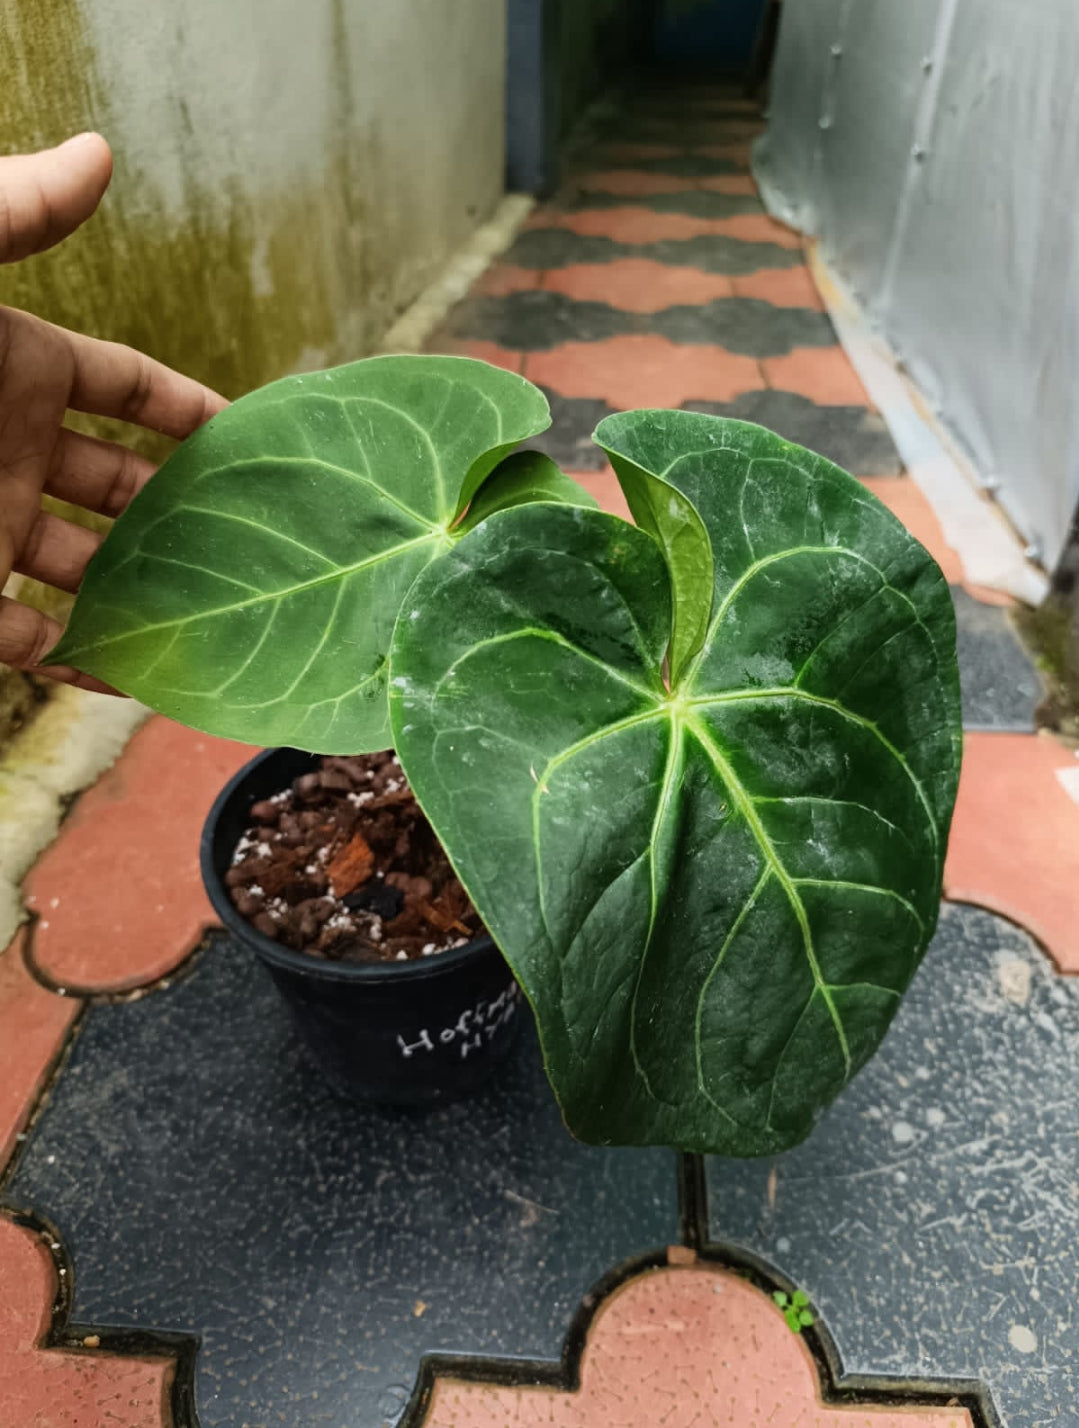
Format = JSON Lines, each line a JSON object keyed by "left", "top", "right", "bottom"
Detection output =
{"left": 0, "top": 688, "right": 148, "bottom": 948}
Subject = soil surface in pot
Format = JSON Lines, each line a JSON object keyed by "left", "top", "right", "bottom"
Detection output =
{"left": 224, "top": 752, "right": 484, "bottom": 964}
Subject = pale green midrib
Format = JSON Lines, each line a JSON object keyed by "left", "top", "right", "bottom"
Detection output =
{"left": 627, "top": 713, "right": 685, "bottom": 1100}
{"left": 687, "top": 686, "right": 940, "bottom": 854}
{"left": 190, "top": 452, "right": 443, "bottom": 531}
{"left": 66, "top": 532, "right": 441, "bottom": 656}
{"left": 686, "top": 714, "right": 853, "bottom": 1076}
{"left": 527, "top": 696, "right": 915, "bottom": 1102}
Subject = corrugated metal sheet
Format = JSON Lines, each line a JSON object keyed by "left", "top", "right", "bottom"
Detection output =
{"left": 757, "top": 0, "right": 1079, "bottom": 570}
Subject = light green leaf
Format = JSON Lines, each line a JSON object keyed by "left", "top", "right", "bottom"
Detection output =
{"left": 53, "top": 356, "right": 550, "bottom": 752}
{"left": 391, "top": 417, "right": 961, "bottom": 1156}
{"left": 457, "top": 451, "right": 597, "bottom": 535}
{"left": 594, "top": 412, "right": 713, "bottom": 683}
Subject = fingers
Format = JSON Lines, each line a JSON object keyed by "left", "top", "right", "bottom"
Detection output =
{"left": 0, "top": 595, "right": 119, "bottom": 693}
{"left": 62, "top": 323, "right": 227, "bottom": 439}
{"left": 0, "top": 304, "right": 225, "bottom": 484}
{"left": 0, "top": 133, "right": 113, "bottom": 264}
{"left": 46, "top": 427, "right": 156, "bottom": 517}
{"left": 13, "top": 509, "right": 103, "bottom": 593}
{"left": 0, "top": 594, "right": 64, "bottom": 669}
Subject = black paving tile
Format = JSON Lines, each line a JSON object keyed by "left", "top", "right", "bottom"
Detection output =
{"left": 448, "top": 291, "right": 834, "bottom": 356}
{"left": 652, "top": 298, "right": 834, "bottom": 352}
{"left": 556, "top": 189, "right": 765, "bottom": 220}
{"left": 531, "top": 393, "right": 616, "bottom": 471}
{"left": 684, "top": 391, "right": 902, "bottom": 476}
{"left": 952, "top": 586, "right": 1041, "bottom": 731}
{"left": 3, "top": 934, "right": 678, "bottom": 1428}
{"left": 449, "top": 290, "right": 628, "bottom": 348}
{"left": 704, "top": 903, "right": 1079, "bottom": 1428}
{"left": 535, "top": 389, "right": 904, "bottom": 478}
{"left": 505, "top": 227, "right": 802, "bottom": 275}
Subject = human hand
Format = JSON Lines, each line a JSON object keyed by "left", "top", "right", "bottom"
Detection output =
{"left": 0, "top": 133, "right": 226, "bottom": 690}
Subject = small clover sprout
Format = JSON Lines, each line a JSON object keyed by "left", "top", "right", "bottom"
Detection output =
{"left": 773, "top": 1288, "right": 815, "bottom": 1333}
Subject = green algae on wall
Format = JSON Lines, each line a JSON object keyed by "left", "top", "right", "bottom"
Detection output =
{"left": 0, "top": 0, "right": 506, "bottom": 644}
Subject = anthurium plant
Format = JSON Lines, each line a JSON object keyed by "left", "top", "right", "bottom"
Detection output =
{"left": 55, "top": 355, "right": 962, "bottom": 1157}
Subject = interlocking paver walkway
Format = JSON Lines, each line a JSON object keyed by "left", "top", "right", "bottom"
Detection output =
{"left": 2, "top": 82, "right": 1076, "bottom": 1428}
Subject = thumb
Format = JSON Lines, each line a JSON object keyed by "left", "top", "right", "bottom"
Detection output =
{"left": 0, "top": 133, "right": 113, "bottom": 264}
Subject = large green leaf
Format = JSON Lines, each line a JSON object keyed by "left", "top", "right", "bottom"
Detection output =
{"left": 391, "top": 416, "right": 962, "bottom": 1156}
{"left": 457, "top": 450, "right": 597, "bottom": 535}
{"left": 53, "top": 356, "right": 552, "bottom": 752}
{"left": 594, "top": 422, "right": 712, "bottom": 683}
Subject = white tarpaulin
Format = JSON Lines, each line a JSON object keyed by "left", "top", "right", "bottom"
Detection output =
{"left": 756, "top": 0, "right": 1079, "bottom": 572}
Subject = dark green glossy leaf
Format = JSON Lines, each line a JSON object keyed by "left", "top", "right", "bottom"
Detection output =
{"left": 457, "top": 451, "right": 597, "bottom": 535}
{"left": 391, "top": 417, "right": 961, "bottom": 1156}
{"left": 53, "top": 356, "right": 551, "bottom": 752}
{"left": 594, "top": 417, "right": 712, "bottom": 682}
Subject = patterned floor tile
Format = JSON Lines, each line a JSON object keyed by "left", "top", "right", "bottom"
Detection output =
{"left": 557, "top": 188, "right": 765, "bottom": 219}
{"left": 23, "top": 718, "right": 255, "bottom": 994}
{"left": 763, "top": 347, "right": 875, "bottom": 405}
{"left": 563, "top": 467, "right": 631, "bottom": 521}
{"left": 471, "top": 263, "right": 541, "bottom": 298}
{"left": 0, "top": 1213, "right": 173, "bottom": 1428}
{"left": 686, "top": 391, "right": 901, "bottom": 476}
{"left": 529, "top": 393, "right": 617, "bottom": 471}
{"left": 951, "top": 589, "right": 1040, "bottom": 730}
{"left": 0, "top": 929, "right": 78, "bottom": 1170}
{"left": 3, "top": 936, "right": 678, "bottom": 1428}
{"left": 505, "top": 226, "right": 803, "bottom": 275}
{"left": 447, "top": 290, "right": 834, "bottom": 356}
{"left": 524, "top": 336, "right": 763, "bottom": 408}
{"left": 945, "top": 733, "right": 1079, "bottom": 971}
{"left": 705, "top": 902, "right": 1079, "bottom": 1428}
{"left": 526, "top": 207, "right": 801, "bottom": 247}
{"left": 732, "top": 265, "right": 827, "bottom": 309}
{"left": 424, "top": 1262, "right": 973, "bottom": 1428}
{"left": 542, "top": 259, "right": 735, "bottom": 312}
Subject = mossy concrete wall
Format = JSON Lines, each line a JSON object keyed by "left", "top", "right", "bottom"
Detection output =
{"left": 0, "top": 0, "right": 506, "bottom": 730}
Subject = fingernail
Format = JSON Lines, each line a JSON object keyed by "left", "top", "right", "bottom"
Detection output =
{"left": 59, "top": 132, "right": 102, "bottom": 150}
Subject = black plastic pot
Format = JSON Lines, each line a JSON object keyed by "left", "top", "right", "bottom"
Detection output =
{"left": 200, "top": 747, "right": 522, "bottom": 1105}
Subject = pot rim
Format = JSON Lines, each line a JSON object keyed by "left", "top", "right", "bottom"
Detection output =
{"left": 201, "top": 746, "right": 499, "bottom": 985}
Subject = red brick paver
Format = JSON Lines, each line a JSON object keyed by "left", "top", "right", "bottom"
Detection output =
{"left": 433, "top": 338, "right": 525, "bottom": 373}
{"left": 472, "top": 264, "right": 541, "bottom": 298}
{"left": 0, "top": 930, "right": 78, "bottom": 1172}
{"left": 525, "top": 336, "right": 763, "bottom": 409}
{"left": 945, "top": 732, "right": 1079, "bottom": 973}
{"left": 527, "top": 207, "right": 801, "bottom": 247}
{"left": 543, "top": 259, "right": 735, "bottom": 311}
{"left": 24, "top": 718, "right": 255, "bottom": 994}
{"left": 568, "top": 468, "right": 632, "bottom": 523}
{"left": 732, "top": 266, "right": 827, "bottom": 310}
{"left": 424, "top": 1262, "right": 973, "bottom": 1428}
{"left": 763, "top": 347, "right": 874, "bottom": 406}
{"left": 0, "top": 1215, "right": 172, "bottom": 1428}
